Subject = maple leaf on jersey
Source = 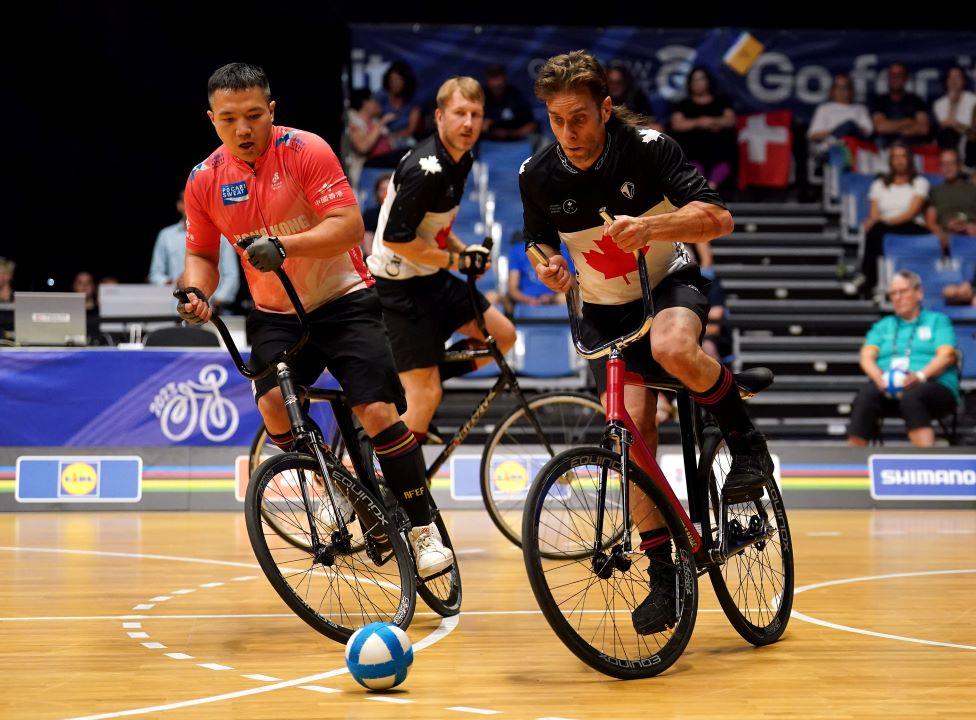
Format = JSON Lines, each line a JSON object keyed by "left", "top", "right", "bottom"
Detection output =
{"left": 582, "top": 235, "right": 640, "bottom": 283}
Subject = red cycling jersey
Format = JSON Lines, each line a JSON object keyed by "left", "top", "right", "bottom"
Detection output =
{"left": 184, "top": 125, "right": 370, "bottom": 313}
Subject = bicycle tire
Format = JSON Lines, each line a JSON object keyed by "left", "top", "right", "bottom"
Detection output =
{"left": 699, "top": 426, "right": 794, "bottom": 646}
{"left": 481, "top": 392, "right": 606, "bottom": 550}
{"left": 245, "top": 452, "right": 416, "bottom": 643}
{"left": 522, "top": 447, "right": 698, "bottom": 679}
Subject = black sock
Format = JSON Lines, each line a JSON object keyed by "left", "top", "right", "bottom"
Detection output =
{"left": 371, "top": 421, "right": 431, "bottom": 527}
{"left": 268, "top": 429, "right": 294, "bottom": 450}
{"left": 438, "top": 340, "right": 479, "bottom": 381}
{"left": 639, "top": 529, "right": 673, "bottom": 570}
{"left": 690, "top": 366, "right": 755, "bottom": 444}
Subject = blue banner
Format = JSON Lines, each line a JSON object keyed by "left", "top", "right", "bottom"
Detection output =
{"left": 16, "top": 456, "right": 142, "bottom": 502}
{"left": 870, "top": 454, "right": 976, "bottom": 500}
{"left": 351, "top": 26, "right": 976, "bottom": 123}
{"left": 0, "top": 350, "right": 339, "bottom": 447}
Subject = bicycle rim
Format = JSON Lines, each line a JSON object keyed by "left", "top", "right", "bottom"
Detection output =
{"left": 522, "top": 447, "right": 698, "bottom": 679}
{"left": 245, "top": 452, "right": 416, "bottom": 643}
{"left": 415, "top": 501, "right": 462, "bottom": 617}
{"left": 481, "top": 392, "right": 605, "bottom": 550}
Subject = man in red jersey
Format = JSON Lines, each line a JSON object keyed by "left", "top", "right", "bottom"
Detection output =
{"left": 178, "top": 63, "right": 452, "bottom": 578}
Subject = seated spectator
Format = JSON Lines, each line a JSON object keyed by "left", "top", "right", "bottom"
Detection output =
{"left": 483, "top": 64, "right": 538, "bottom": 142}
{"left": 607, "top": 61, "right": 661, "bottom": 130}
{"left": 669, "top": 66, "right": 737, "bottom": 191}
{"left": 72, "top": 271, "right": 97, "bottom": 312}
{"left": 807, "top": 73, "right": 873, "bottom": 158}
{"left": 346, "top": 88, "right": 405, "bottom": 169}
{"left": 507, "top": 241, "right": 573, "bottom": 308}
{"left": 852, "top": 143, "right": 930, "bottom": 294}
{"left": 943, "top": 263, "right": 976, "bottom": 306}
{"left": 933, "top": 66, "right": 976, "bottom": 153}
{"left": 924, "top": 148, "right": 976, "bottom": 251}
{"left": 0, "top": 257, "right": 13, "bottom": 303}
{"left": 870, "top": 63, "right": 930, "bottom": 146}
{"left": 848, "top": 270, "right": 959, "bottom": 448}
{"left": 149, "top": 190, "right": 240, "bottom": 309}
{"left": 376, "top": 61, "right": 424, "bottom": 147}
{"left": 362, "top": 172, "right": 392, "bottom": 257}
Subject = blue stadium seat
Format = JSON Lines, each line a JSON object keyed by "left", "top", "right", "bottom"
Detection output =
{"left": 840, "top": 172, "right": 875, "bottom": 235}
{"left": 944, "top": 306, "right": 976, "bottom": 321}
{"left": 956, "top": 325, "right": 976, "bottom": 379}
{"left": 883, "top": 233, "right": 942, "bottom": 258}
{"left": 478, "top": 140, "right": 535, "bottom": 169}
{"left": 950, "top": 235, "right": 976, "bottom": 260}
{"left": 356, "top": 167, "right": 392, "bottom": 210}
{"left": 517, "top": 325, "right": 576, "bottom": 378}
{"left": 893, "top": 257, "right": 964, "bottom": 296}
{"left": 513, "top": 304, "right": 567, "bottom": 321}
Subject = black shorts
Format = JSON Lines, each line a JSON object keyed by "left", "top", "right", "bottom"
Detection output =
{"left": 847, "top": 380, "right": 958, "bottom": 437}
{"left": 247, "top": 288, "right": 406, "bottom": 415}
{"left": 581, "top": 265, "right": 711, "bottom": 396}
{"left": 374, "top": 271, "right": 491, "bottom": 372}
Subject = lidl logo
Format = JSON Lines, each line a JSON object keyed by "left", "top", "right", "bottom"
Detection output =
{"left": 16, "top": 456, "right": 142, "bottom": 503}
{"left": 492, "top": 460, "right": 530, "bottom": 495}
{"left": 451, "top": 453, "right": 558, "bottom": 501}
{"left": 221, "top": 181, "right": 249, "bottom": 206}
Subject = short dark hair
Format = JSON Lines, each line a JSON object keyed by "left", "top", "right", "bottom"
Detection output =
{"left": 349, "top": 87, "right": 373, "bottom": 111}
{"left": 382, "top": 61, "right": 418, "bottom": 101}
{"left": 207, "top": 63, "right": 271, "bottom": 106}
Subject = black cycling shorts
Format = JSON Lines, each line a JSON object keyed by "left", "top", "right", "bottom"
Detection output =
{"left": 581, "top": 265, "right": 711, "bottom": 396}
{"left": 247, "top": 288, "right": 406, "bottom": 414}
{"left": 374, "top": 270, "right": 491, "bottom": 373}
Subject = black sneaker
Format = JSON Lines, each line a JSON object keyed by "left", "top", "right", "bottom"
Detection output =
{"left": 631, "top": 563, "right": 678, "bottom": 635}
{"left": 723, "top": 430, "right": 773, "bottom": 504}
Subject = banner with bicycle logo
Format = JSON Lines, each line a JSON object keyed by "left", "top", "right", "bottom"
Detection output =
{"left": 0, "top": 349, "right": 337, "bottom": 447}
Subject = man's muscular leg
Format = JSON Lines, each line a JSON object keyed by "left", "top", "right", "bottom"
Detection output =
{"left": 400, "top": 366, "right": 443, "bottom": 444}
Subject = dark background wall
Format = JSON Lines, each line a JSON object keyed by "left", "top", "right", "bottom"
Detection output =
{"left": 7, "top": 1, "right": 961, "bottom": 291}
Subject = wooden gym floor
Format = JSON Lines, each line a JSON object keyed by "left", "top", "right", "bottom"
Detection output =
{"left": 1, "top": 509, "right": 974, "bottom": 719}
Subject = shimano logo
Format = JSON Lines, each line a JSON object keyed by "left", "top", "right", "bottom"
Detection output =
{"left": 880, "top": 469, "right": 976, "bottom": 486}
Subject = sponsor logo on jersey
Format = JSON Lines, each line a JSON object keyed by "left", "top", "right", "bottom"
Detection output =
{"left": 275, "top": 130, "right": 305, "bottom": 150}
{"left": 419, "top": 154, "right": 443, "bottom": 175}
{"left": 221, "top": 181, "right": 249, "bottom": 206}
{"left": 620, "top": 181, "right": 635, "bottom": 199}
{"left": 562, "top": 199, "right": 578, "bottom": 214}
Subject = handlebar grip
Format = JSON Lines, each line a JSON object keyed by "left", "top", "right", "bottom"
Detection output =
{"left": 173, "top": 286, "right": 208, "bottom": 304}
{"left": 236, "top": 236, "right": 258, "bottom": 251}
{"left": 483, "top": 237, "right": 494, "bottom": 252}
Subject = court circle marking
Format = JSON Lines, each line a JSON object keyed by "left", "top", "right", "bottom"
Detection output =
{"left": 791, "top": 568, "right": 976, "bottom": 651}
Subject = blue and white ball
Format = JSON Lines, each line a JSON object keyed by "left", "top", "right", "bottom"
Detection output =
{"left": 882, "top": 369, "right": 908, "bottom": 399}
{"left": 345, "top": 622, "right": 413, "bottom": 690}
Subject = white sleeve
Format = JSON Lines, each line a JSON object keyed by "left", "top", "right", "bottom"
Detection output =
{"left": 807, "top": 105, "right": 829, "bottom": 137}
{"left": 869, "top": 179, "right": 884, "bottom": 201}
{"left": 913, "top": 176, "right": 930, "bottom": 198}
{"left": 933, "top": 96, "right": 948, "bottom": 124}
{"left": 855, "top": 105, "right": 873, "bottom": 135}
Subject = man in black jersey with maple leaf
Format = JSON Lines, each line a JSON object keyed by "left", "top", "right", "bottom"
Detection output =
{"left": 519, "top": 51, "right": 774, "bottom": 636}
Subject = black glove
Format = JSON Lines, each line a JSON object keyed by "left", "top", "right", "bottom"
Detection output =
{"left": 173, "top": 286, "right": 209, "bottom": 325}
{"left": 457, "top": 244, "right": 491, "bottom": 276}
{"left": 238, "top": 235, "right": 286, "bottom": 272}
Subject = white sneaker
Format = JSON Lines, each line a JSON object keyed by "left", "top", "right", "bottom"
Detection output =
{"left": 314, "top": 475, "right": 355, "bottom": 532}
{"left": 408, "top": 523, "right": 454, "bottom": 579}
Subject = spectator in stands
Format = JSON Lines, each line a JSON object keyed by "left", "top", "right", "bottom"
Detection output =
{"left": 807, "top": 73, "right": 873, "bottom": 158}
{"left": 506, "top": 241, "right": 573, "bottom": 309}
{"left": 933, "top": 66, "right": 976, "bottom": 153}
{"left": 943, "top": 264, "right": 976, "bottom": 306}
{"left": 870, "top": 63, "right": 930, "bottom": 146}
{"left": 0, "top": 257, "right": 13, "bottom": 303}
{"left": 149, "top": 190, "right": 240, "bottom": 309}
{"left": 607, "top": 61, "right": 661, "bottom": 129}
{"left": 669, "top": 66, "right": 737, "bottom": 191}
{"left": 848, "top": 270, "right": 959, "bottom": 448}
{"left": 377, "top": 61, "right": 424, "bottom": 147}
{"left": 483, "top": 64, "right": 538, "bottom": 143}
{"left": 72, "top": 271, "right": 97, "bottom": 312}
{"left": 346, "top": 88, "right": 404, "bottom": 169}
{"left": 362, "top": 172, "right": 392, "bottom": 256}
{"left": 925, "top": 148, "right": 976, "bottom": 251}
{"left": 852, "top": 143, "right": 930, "bottom": 294}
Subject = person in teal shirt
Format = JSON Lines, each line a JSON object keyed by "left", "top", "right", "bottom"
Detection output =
{"left": 848, "top": 270, "right": 959, "bottom": 447}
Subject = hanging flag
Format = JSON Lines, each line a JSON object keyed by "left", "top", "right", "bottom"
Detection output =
{"left": 737, "top": 110, "right": 793, "bottom": 189}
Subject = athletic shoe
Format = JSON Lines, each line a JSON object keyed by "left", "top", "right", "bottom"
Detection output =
{"left": 723, "top": 430, "right": 773, "bottom": 504}
{"left": 314, "top": 475, "right": 355, "bottom": 531}
{"left": 408, "top": 522, "right": 454, "bottom": 578}
{"left": 631, "top": 562, "right": 678, "bottom": 635}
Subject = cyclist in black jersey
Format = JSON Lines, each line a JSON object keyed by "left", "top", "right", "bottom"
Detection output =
{"left": 519, "top": 51, "right": 774, "bottom": 635}
{"left": 368, "top": 77, "right": 516, "bottom": 445}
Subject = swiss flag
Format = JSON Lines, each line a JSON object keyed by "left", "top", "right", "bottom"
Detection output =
{"left": 737, "top": 110, "right": 793, "bottom": 189}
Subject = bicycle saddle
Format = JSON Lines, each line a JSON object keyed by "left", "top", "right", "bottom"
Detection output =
{"left": 734, "top": 367, "right": 774, "bottom": 399}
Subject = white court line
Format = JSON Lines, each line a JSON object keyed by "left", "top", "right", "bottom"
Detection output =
{"left": 792, "top": 568, "right": 976, "bottom": 651}
{"left": 231, "top": 575, "right": 257, "bottom": 581}
{"left": 806, "top": 531, "right": 841, "bottom": 537}
{"left": 171, "top": 589, "right": 195, "bottom": 595}
{"left": 198, "top": 663, "right": 233, "bottom": 671}
{"left": 126, "top": 632, "right": 148, "bottom": 639}
{"left": 367, "top": 696, "right": 413, "bottom": 704}
{"left": 64, "top": 615, "right": 459, "bottom": 720}
{"left": 447, "top": 707, "right": 503, "bottom": 715}
{"left": 164, "top": 653, "right": 194, "bottom": 661}
{"left": 122, "top": 622, "right": 141, "bottom": 629}
{"left": 132, "top": 604, "right": 154, "bottom": 611}
{"left": 455, "top": 549, "right": 485, "bottom": 555}
{"left": 141, "top": 643, "right": 166, "bottom": 650}
{"left": 298, "top": 685, "right": 342, "bottom": 694}
{"left": 199, "top": 582, "right": 224, "bottom": 588}
{"left": 149, "top": 596, "right": 172, "bottom": 602}
{"left": 242, "top": 674, "right": 281, "bottom": 682}
{"left": 0, "top": 545, "right": 259, "bottom": 570}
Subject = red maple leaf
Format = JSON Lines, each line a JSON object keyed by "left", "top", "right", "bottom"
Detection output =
{"left": 434, "top": 218, "right": 456, "bottom": 249}
{"left": 582, "top": 235, "right": 640, "bottom": 283}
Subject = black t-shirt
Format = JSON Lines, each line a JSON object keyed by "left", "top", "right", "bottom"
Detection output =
{"left": 869, "top": 92, "right": 928, "bottom": 121}
{"left": 672, "top": 96, "right": 731, "bottom": 120}
{"left": 519, "top": 119, "right": 727, "bottom": 306}
{"left": 485, "top": 85, "right": 536, "bottom": 132}
{"left": 366, "top": 133, "right": 473, "bottom": 280}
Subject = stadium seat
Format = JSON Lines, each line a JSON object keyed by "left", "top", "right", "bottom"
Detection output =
{"left": 893, "top": 257, "right": 964, "bottom": 296}
{"left": 957, "top": 325, "right": 976, "bottom": 379}
{"left": 883, "top": 233, "right": 942, "bottom": 258}
{"left": 840, "top": 172, "right": 875, "bottom": 237}
{"left": 356, "top": 167, "right": 392, "bottom": 210}
{"left": 943, "top": 306, "right": 976, "bottom": 321}
{"left": 515, "top": 325, "right": 577, "bottom": 378}
{"left": 513, "top": 303, "right": 567, "bottom": 321}
{"left": 950, "top": 235, "right": 976, "bottom": 260}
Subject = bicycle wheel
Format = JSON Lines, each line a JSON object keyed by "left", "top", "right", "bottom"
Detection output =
{"left": 414, "top": 498, "right": 462, "bottom": 617}
{"left": 245, "top": 452, "right": 416, "bottom": 643}
{"left": 481, "top": 392, "right": 605, "bottom": 549}
{"left": 699, "top": 426, "right": 794, "bottom": 645}
{"left": 522, "top": 447, "right": 698, "bottom": 679}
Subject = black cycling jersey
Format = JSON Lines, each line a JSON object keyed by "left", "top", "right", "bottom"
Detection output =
{"left": 368, "top": 133, "right": 473, "bottom": 280}
{"left": 518, "top": 118, "right": 727, "bottom": 305}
